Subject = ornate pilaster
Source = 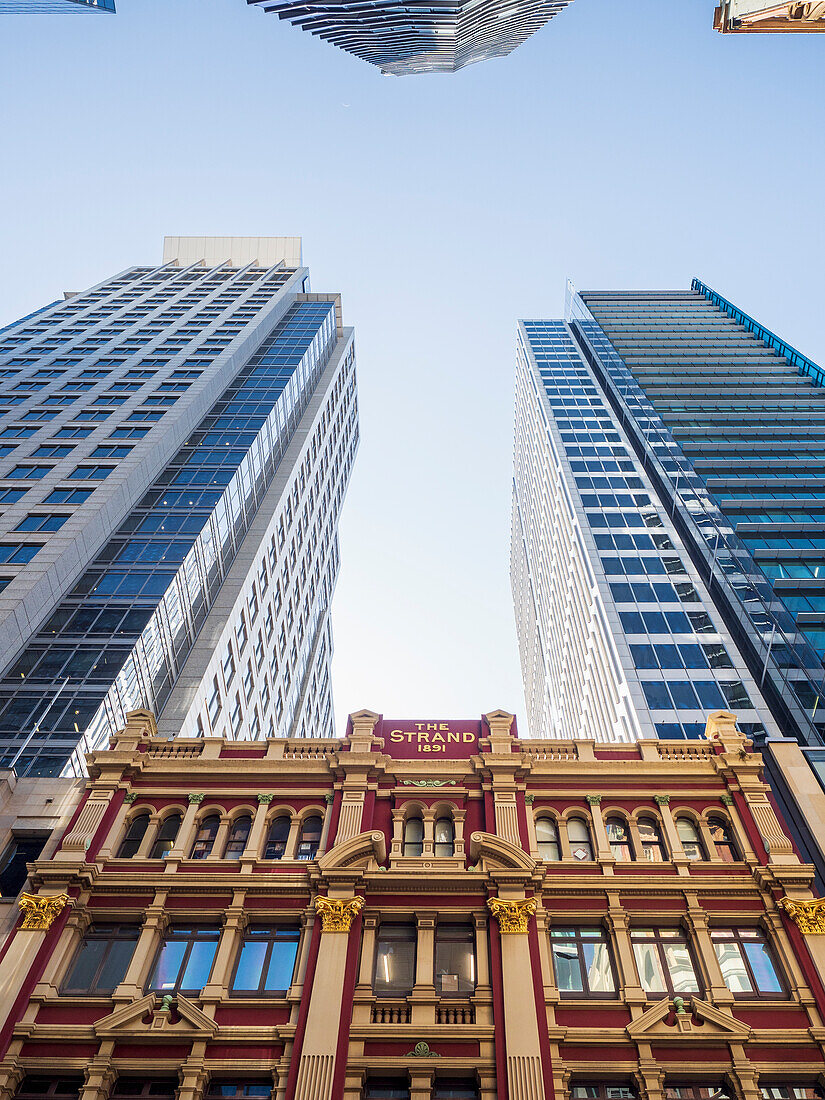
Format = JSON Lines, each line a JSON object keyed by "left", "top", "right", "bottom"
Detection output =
{"left": 314, "top": 895, "right": 364, "bottom": 932}
{"left": 487, "top": 897, "right": 537, "bottom": 933}
{"left": 18, "top": 892, "right": 70, "bottom": 930}
{"left": 779, "top": 896, "right": 825, "bottom": 934}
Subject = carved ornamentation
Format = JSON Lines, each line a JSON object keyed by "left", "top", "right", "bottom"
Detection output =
{"left": 407, "top": 1041, "right": 440, "bottom": 1057}
{"left": 779, "top": 896, "right": 825, "bottom": 934}
{"left": 585, "top": 795, "right": 602, "bottom": 806}
{"left": 720, "top": 793, "right": 735, "bottom": 806}
{"left": 654, "top": 795, "right": 670, "bottom": 806}
{"left": 525, "top": 795, "right": 535, "bottom": 804}
{"left": 487, "top": 896, "right": 537, "bottom": 934}
{"left": 124, "top": 792, "right": 137, "bottom": 804}
{"left": 314, "top": 895, "right": 364, "bottom": 932}
{"left": 257, "top": 793, "right": 274, "bottom": 804}
{"left": 18, "top": 892, "right": 70, "bottom": 930}
{"left": 402, "top": 779, "right": 457, "bottom": 787}
{"left": 324, "top": 793, "right": 335, "bottom": 804}
{"left": 188, "top": 793, "right": 205, "bottom": 804}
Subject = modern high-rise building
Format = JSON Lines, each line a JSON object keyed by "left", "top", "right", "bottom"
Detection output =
{"left": 0, "top": 0, "right": 115, "bottom": 12}
{"left": 512, "top": 279, "right": 825, "bottom": 880}
{"left": 246, "top": 0, "right": 574, "bottom": 75}
{"left": 0, "top": 236, "right": 359, "bottom": 778}
{"left": 714, "top": 0, "right": 825, "bottom": 32}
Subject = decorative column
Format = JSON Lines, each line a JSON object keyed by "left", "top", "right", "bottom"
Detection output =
{"left": 0, "top": 892, "right": 71, "bottom": 1036}
{"left": 652, "top": 795, "right": 689, "bottom": 872}
{"left": 487, "top": 897, "right": 546, "bottom": 1100}
{"left": 97, "top": 793, "right": 136, "bottom": 860}
{"left": 242, "top": 794, "right": 274, "bottom": 867}
{"left": 409, "top": 1067, "right": 437, "bottom": 1100}
{"left": 684, "top": 897, "right": 732, "bottom": 1004}
{"left": 411, "top": 913, "right": 436, "bottom": 1025}
{"left": 178, "top": 1052, "right": 209, "bottom": 1100}
{"left": 201, "top": 892, "right": 247, "bottom": 1004}
{"left": 206, "top": 814, "right": 231, "bottom": 861}
{"left": 317, "top": 793, "right": 335, "bottom": 856}
{"left": 113, "top": 893, "right": 168, "bottom": 1000}
{"left": 79, "top": 1059, "right": 116, "bottom": 1100}
{"left": 778, "top": 896, "right": 825, "bottom": 990}
{"left": 586, "top": 795, "right": 613, "bottom": 863}
{"left": 168, "top": 793, "right": 205, "bottom": 860}
{"left": 605, "top": 897, "right": 646, "bottom": 1007}
{"left": 33, "top": 904, "right": 91, "bottom": 997}
{"left": 291, "top": 895, "right": 364, "bottom": 1100}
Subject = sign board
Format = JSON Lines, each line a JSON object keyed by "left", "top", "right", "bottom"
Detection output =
{"left": 379, "top": 719, "right": 482, "bottom": 759}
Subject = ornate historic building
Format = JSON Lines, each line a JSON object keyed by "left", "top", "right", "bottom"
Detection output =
{"left": 1, "top": 707, "right": 825, "bottom": 1100}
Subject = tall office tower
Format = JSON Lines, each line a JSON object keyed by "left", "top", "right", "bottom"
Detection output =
{"left": 0, "top": 0, "right": 114, "bottom": 12}
{"left": 247, "top": 0, "right": 574, "bottom": 75}
{"left": 512, "top": 280, "right": 825, "bottom": 878}
{"left": 714, "top": 0, "right": 825, "bottom": 31}
{"left": 0, "top": 236, "right": 358, "bottom": 778}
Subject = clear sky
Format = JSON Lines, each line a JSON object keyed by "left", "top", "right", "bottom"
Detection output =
{"left": 1, "top": 0, "right": 823, "bottom": 732}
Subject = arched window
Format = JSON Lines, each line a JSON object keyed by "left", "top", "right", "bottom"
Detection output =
{"left": 434, "top": 815, "right": 455, "bottom": 857}
{"left": 567, "top": 817, "right": 594, "bottom": 861}
{"left": 605, "top": 816, "right": 633, "bottom": 861}
{"left": 638, "top": 816, "right": 666, "bottom": 862}
{"left": 190, "top": 813, "right": 221, "bottom": 860}
{"left": 264, "top": 816, "right": 290, "bottom": 860}
{"left": 296, "top": 814, "right": 322, "bottom": 860}
{"left": 117, "top": 812, "right": 150, "bottom": 858}
{"left": 149, "top": 812, "right": 182, "bottom": 860}
{"left": 676, "top": 817, "right": 706, "bottom": 861}
{"left": 224, "top": 814, "right": 252, "bottom": 859}
{"left": 536, "top": 818, "right": 561, "bottom": 861}
{"left": 708, "top": 816, "right": 738, "bottom": 863}
{"left": 403, "top": 816, "right": 424, "bottom": 857}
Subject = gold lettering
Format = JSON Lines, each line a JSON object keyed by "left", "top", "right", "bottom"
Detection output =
{"left": 432, "top": 732, "right": 445, "bottom": 743}
{"left": 448, "top": 732, "right": 460, "bottom": 743}
{"left": 440, "top": 723, "right": 449, "bottom": 730}
{"left": 463, "top": 732, "right": 475, "bottom": 743}
{"left": 415, "top": 723, "right": 425, "bottom": 731}
{"left": 390, "top": 732, "right": 404, "bottom": 743}
{"left": 406, "top": 733, "right": 416, "bottom": 743}
{"left": 417, "top": 731, "right": 430, "bottom": 743}
{"left": 426, "top": 723, "right": 437, "bottom": 731}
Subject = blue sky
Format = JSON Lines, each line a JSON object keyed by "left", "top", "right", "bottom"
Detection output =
{"left": 1, "top": 0, "right": 823, "bottom": 730}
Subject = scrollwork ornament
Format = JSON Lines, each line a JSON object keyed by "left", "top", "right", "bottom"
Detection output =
{"left": 314, "top": 894, "right": 365, "bottom": 932}
{"left": 486, "top": 896, "right": 537, "bottom": 934}
{"left": 402, "top": 779, "right": 457, "bottom": 787}
{"left": 123, "top": 792, "right": 137, "bottom": 804}
{"left": 257, "top": 793, "right": 275, "bottom": 804}
{"left": 18, "top": 892, "right": 70, "bottom": 930}
{"left": 407, "top": 1041, "right": 440, "bottom": 1057}
{"left": 779, "top": 896, "right": 825, "bottom": 935}
{"left": 188, "top": 792, "right": 205, "bottom": 804}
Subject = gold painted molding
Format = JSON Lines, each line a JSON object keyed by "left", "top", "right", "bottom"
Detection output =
{"left": 487, "top": 896, "right": 537, "bottom": 934}
{"left": 18, "top": 892, "right": 70, "bottom": 930}
{"left": 779, "top": 896, "right": 825, "bottom": 934}
{"left": 314, "top": 894, "right": 365, "bottom": 932}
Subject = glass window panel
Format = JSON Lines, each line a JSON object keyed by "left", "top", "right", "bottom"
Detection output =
{"left": 149, "top": 939, "right": 187, "bottom": 990}
{"left": 552, "top": 940, "right": 582, "bottom": 991}
{"left": 265, "top": 935, "right": 299, "bottom": 992}
{"left": 663, "top": 941, "right": 699, "bottom": 992}
{"left": 633, "top": 941, "right": 668, "bottom": 993}
{"left": 742, "top": 940, "right": 783, "bottom": 993}
{"left": 180, "top": 938, "right": 217, "bottom": 990}
{"left": 714, "top": 941, "right": 753, "bottom": 993}
{"left": 232, "top": 939, "right": 268, "bottom": 991}
{"left": 64, "top": 938, "right": 106, "bottom": 991}
{"left": 582, "top": 941, "right": 615, "bottom": 993}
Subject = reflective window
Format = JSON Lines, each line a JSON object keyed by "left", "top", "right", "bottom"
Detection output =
{"left": 374, "top": 924, "right": 416, "bottom": 996}
{"left": 264, "top": 816, "right": 290, "bottom": 859}
{"left": 62, "top": 924, "right": 139, "bottom": 994}
{"left": 434, "top": 815, "right": 455, "bottom": 857}
{"left": 676, "top": 817, "right": 706, "bottom": 861}
{"left": 117, "top": 812, "right": 150, "bottom": 858}
{"left": 708, "top": 817, "right": 738, "bottom": 862}
{"left": 148, "top": 813, "right": 181, "bottom": 860}
{"left": 711, "top": 929, "right": 784, "bottom": 996}
{"left": 403, "top": 816, "right": 424, "bottom": 857}
{"left": 638, "top": 817, "right": 666, "bottom": 862}
{"left": 363, "top": 1081, "right": 410, "bottom": 1100}
{"left": 664, "top": 1086, "right": 731, "bottom": 1100}
{"left": 205, "top": 1082, "right": 271, "bottom": 1100}
{"left": 0, "top": 835, "right": 46, "bottom": 897}
{"left": 536, "top": 817, "right": 561, "bottom": 861}
{"left": 432, "top": 1081, "right": 479, "bottom": 1100}
{"left": 147, "top": 926, "right": 220, "bottom": 994}
{"left": 14, "top": 1078, "right": 83, "bottom": 1100}
{"left": 570, "top": 1084, "right": 636, "bottom": 1100}
{"left": 605, "top": 816, "right": 633, "bottom": 861}
{"left": 551, "top": 928, "right": 616, "bottom": 996}
{"left": 230, "top": 926, "right": 300, "bottom": 995}
{"left": 191, "top": 814, "right": 221, "bottom": 859}
{"left": 295, "top": 815, "right": 322, "bottom": 860}
{"left": 567, "top": 817, "right": 594, "bottom": 861}
{"left": 631, "top": 929, "right": 700, "bottom": 995}
{"left": 225, "top": 814, "right": 252, "bottom": 859}
{"left": 434, "top": 924, "right": 475, "bottom": 995}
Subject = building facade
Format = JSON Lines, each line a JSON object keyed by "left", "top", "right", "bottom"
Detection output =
{"left": 714, "top": 1, "right": 825, "bottom": 32}
{"left": 1, "top": 708, "right": 825, "bottom": 1100}
{"left": 0, "top": 237, "right": 359, "bottom": 778}
{"left": 512, "top": 281, "right": 825, "bottom": 882}
{"left": 246, "top": 0, "right": 574, "bottom": 75}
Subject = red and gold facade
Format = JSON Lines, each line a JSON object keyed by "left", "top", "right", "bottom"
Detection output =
{"left": 2, "top": 707, "right": 825, "bottom": 1100}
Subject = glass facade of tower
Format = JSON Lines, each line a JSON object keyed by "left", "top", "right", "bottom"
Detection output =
{"left": 513, "top": 282, "right": 825, "bottom": 882}
{"left": 0, "top": 246, "right": 358, "bottom": 776}
{"left": 0, "top": 1, "right": 115, "bottom": 12}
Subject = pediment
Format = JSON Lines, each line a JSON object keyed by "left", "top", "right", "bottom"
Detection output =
{"left": 469, "top": 831, "right": 536, "bottom": 872}
{"left": 95, "top": 993, "right": 218, "bottom": 1038}
{"left": 626, "top": 997, "right": 750, "bottom": 1042}
{"left": 318, "top": 830, "right": 386, "bottom": 870}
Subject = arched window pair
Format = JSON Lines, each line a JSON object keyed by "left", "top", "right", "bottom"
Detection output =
{"left": 676, "top": 816, "right": 738, "bottom": 862}
{"left": 262, "top": 813, "right": 322, "bottom": 861}
{"left": 190, "top": 814, "right": 252, "bottom": 860}
{"left": 535, "top": 817, "right": 594, "bottom": 862}
{"left": 402, "top": 813, "right": 455, "bottom": 857}
{"left": 604, "top": 816, "right": 667, "bottom": 862}
{"left": 118, "top": 811, "right": 182, "bottom": 860}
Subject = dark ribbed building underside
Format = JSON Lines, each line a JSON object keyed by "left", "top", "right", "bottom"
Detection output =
{"left": 247, "top": 0, "right": 573, "bottom": 74}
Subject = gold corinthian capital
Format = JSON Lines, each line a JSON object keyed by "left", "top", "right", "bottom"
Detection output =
{"left": 18, "top": 892, "right": 70, "bottom": 930}
{"left": 314, "top": 895, "right": 365, "bottom": 932}
{"left": 487, "top": 896, "right": 537, "bottom": 934}
{"left": 779, "top": 896, "right": 825, "bottom": 935}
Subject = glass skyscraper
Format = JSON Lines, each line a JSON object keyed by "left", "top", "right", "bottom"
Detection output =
{"left": 0, "top": 1, "right": 115, "bottom": 12}
{"left": 247, "top": 0, "right": 574, "bottom": 75}
{"left": 0, "top": 237, "right": 358, "bottom": 777}
{"left": 513, "top": 280, "right": 825, "bottom": 878}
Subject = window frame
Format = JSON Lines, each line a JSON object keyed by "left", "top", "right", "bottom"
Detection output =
{"left": 228, "top": 924, "right": 301, "bottom": 997}
{"left": 433, "top": 922, "right": 476, "bottom": 997}
{"left": 550, "top": 926, "right": 618, "bottom": 999}
{"left": 710, "top": 928, "right": 787, "bottom": 998}
{"left": 60, "top": 922, "right": 140, "bottom": 996}
{"left": 146, "top": 924, "right": 220, "bottom": 995}
{"left": 373, "top": 922, "right": 417, "bottom": 997}
{"left": 631, "top": 927, "right": 702, "bottom": 997}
